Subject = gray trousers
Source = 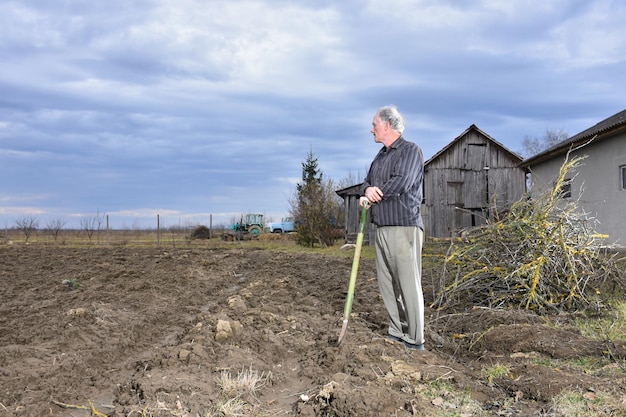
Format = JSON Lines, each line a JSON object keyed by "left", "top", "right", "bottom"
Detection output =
{"left": 375, "top": 226, "right": 424, "bottom": 345}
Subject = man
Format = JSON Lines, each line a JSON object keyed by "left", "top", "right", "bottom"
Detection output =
{"left": 359, "top": 105, "right": 425, "bottom": 350}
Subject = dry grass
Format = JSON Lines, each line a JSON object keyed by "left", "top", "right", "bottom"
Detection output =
{"left": 551, "top": 388, "right": 626, "bottom": 417}
{"left": 0, "top": 227, "right": 379, "bottom": 259}
{"left": 212, "top": 397, "right": 248, "bottom": 417}
{"left": 418, "top": 379, "right": 489, "bottom": 417}
{"left": 576, "top": 300, "right": 626, "bottom": 342}
{"left": 216, "top": 367, "right": 269, "bottom": 399}
{"left": 119, "top": 367, "right": 270, "bottom": 417}
{"left": 257, "top": 232, "right": 297, "bottom": 242}
{"left": 209, "top": 367, "right": 270, "bottom": 417}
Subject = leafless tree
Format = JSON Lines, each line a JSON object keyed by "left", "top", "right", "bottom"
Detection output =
{"left": 81, "top": 210, "right": 105, "bottom": 243}
{"left": 95, "top": 210, "right": 105, "bottom": 243}
{"left": 521, "top": 128, "right": 569, "bottom": 158}
{"left": 45, "top": 217, "right": 67, "bottom": 242}
{"left": 15, "top": 215, "right": 39, "bottom": 242}
{"left": 337, "top": 169, "right": 366, "bottom": 189}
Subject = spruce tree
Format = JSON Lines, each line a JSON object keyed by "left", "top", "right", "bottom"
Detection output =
{"left": 291, "top": 149, "right": 344, "bottom": 247}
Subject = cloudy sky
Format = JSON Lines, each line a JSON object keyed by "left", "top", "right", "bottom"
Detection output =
{"left": 1, "top": 0, "right": 624, "bottom": 230}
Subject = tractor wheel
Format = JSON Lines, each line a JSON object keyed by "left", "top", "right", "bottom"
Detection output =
{"left": 248, "top": 225, "right": 262, "bottom": 236}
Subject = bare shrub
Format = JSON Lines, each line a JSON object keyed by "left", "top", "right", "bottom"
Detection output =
{"left": 80, "top": 211, "right": 105, "bottom": 243}
{"left": 45, "top": 217, "right": 66, "bottom": 242}
{"left": 15, "top": 215, "right": 39, "bottom": 242}
{"left": 434, "top": 154, "right": 625, "bottom": 313}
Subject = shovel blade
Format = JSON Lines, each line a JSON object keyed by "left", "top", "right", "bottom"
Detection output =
{"left": 337, "top": 319, "right": 349, "bottom": 346}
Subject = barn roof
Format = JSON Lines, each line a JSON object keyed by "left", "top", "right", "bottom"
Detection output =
{"left": 425, "top": 124, "right": 523, "bottom": 167}
{"left": 335, "top": 183, "right": 363, "bottom": 197}
{"left": 521, "top": 108, "right": 626, "bottom": 167}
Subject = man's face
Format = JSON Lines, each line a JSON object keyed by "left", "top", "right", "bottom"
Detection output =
{"left": 371, "top": 115, "right": 386, "bottom": 144}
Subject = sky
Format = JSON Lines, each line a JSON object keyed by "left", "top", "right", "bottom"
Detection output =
{"left": 1, "top": 0, "right": 625, "bottom": 230}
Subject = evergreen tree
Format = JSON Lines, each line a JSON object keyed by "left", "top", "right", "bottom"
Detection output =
{"left": 298, "top": 149, "right": 322, "bottom": 190}
{"left": 291, "top": 149, "right": 344, "bottom": 247}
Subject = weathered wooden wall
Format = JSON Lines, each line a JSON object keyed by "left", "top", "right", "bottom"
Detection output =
{"left": 336, "top": 184, "right": 373, "bottom": 245}
{"left": 423, "top": 127, "right": 526, "bottom": 238}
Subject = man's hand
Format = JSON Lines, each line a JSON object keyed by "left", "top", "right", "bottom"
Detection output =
{"left": 359, "top": 196, "right": 370, "bottom": 208}
{"left": 364, "top": 186, "right": 383, "bottom": 203}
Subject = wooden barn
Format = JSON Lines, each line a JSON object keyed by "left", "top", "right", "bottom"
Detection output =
{"left": 335, "top": 183, "right": 374, "bottom": 246}
{"left": 423, "top": 125, "right": 526, "bottom": 238}
{"left": 337, "top": 124, "right": 526, "bottom": 243}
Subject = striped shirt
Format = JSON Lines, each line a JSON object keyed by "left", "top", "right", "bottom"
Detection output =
{"left": 360, "top": 136, "right": 424, "bottom": 228}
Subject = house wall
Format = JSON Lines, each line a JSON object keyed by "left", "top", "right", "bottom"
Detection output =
{"left": 423, "top": 131, "right": 526, "bottom": 238}
{"left": 529, "top": 132, "right": 626, "bottom": 246}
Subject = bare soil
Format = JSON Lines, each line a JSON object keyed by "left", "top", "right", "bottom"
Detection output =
{"left": 1, "top": 243, "right": 626, "bottom": 416}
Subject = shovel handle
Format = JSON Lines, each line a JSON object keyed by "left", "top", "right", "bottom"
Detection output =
{"left": 338, "top": 202, "right": 368, "bottom": 345}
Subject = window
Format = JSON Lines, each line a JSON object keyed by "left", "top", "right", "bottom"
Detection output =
{"left": 621, "top": 165, "right": 626, "bottom": 190}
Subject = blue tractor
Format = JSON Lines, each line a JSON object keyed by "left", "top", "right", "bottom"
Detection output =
{"left": 226, "top": 213, "right": 264, "bottom": 240}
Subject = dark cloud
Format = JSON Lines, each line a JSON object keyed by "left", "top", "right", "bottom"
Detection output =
{"left": 1, "top": 0, "right": 624, "bottom": 227}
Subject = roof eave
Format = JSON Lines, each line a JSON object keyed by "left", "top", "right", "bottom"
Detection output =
{"left": 521, "top": 123, "right": 626, "bottom": 168}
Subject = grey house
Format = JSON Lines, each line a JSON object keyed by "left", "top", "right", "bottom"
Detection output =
{"left": 521, "top": 108, "right": 626, "bottom": 247}
{"left": 423, "top": 125, "right": 526, "bottom": 238}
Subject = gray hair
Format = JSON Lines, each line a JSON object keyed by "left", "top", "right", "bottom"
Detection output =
{"left": 377, "top": 105, "right": 405, "bottom": 134}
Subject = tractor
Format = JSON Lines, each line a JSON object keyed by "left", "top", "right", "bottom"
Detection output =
{"left": 222, "top": 213, "right": 264, "bottom": 241}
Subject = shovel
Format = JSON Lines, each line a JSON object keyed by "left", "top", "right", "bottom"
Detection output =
{"left": 337, "top": 201, "right": 368, "bottom": 346}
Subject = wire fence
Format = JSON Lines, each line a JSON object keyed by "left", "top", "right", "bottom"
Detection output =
{"left": 0, "top": 227, "right": 231, "bottom": 248}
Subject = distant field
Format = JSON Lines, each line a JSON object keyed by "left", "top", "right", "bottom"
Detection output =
{"left": 0, "top": 227, "right": 383, "bottom": 262}
{"left": 1, "top": 227, "right": 227, "bottom": 247}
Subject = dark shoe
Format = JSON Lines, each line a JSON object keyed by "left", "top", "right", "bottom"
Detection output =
{"left": 387, "top": 334, "right": 425, "bottom": 350}
{"left": 386, "top": 334, "right": 404, "bottom": 343}
{"left": 403, "top": 341, "right": 425, "bottom": 350}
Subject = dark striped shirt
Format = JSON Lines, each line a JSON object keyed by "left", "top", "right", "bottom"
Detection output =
{"left": 360, "top": 137, "right": 424, "bottom": 228}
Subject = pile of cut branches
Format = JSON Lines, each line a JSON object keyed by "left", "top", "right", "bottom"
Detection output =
{"left": 433, "top": 154, "right": 624, "bottom": 313}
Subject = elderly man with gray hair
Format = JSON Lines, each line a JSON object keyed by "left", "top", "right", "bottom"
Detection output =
{"left": 360, "top": 105, "right": 425, "bottom": 350}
